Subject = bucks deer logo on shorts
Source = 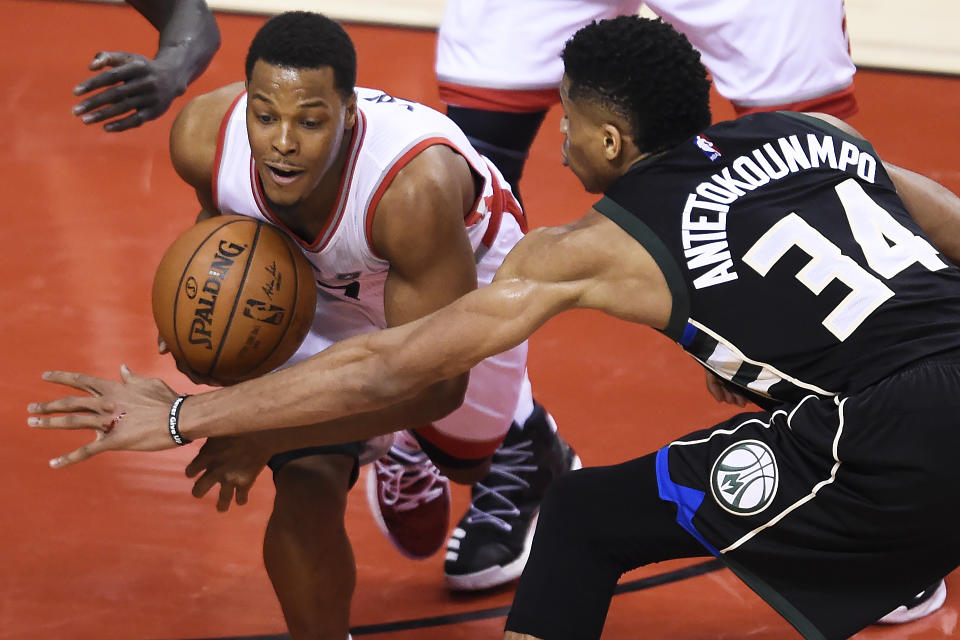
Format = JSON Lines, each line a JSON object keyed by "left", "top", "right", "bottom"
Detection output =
{"left": 710, "top": 440, "right": 778, "bottom": 516}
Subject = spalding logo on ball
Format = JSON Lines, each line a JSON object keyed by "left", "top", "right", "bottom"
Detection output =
{"left": 152, "top": 215, "right": 317, "bottom": 386}
{"left": 710, "top": 440, "right": 778, "bottom": 516}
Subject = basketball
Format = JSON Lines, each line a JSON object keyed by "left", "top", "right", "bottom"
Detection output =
{"left": 152, "top": 215, "right": 317, "bottom": 385}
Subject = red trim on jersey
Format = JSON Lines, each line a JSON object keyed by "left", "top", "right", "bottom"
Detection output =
{"left": 439, "top": 81, "right": 559, "bottom": 113}
{"left": 734, "top": 84, "right": 859, "bottom": 121}
{"left": 363, "top": 139, "right": 528, "bottom": 259}
{"left": 250, "top": 110, "right": 367, "bottom": 252}
{"left": 487, "top": 169, "right": 527, "bottom": 239}
{"left": 363, "top": 137, "right": 462, "bottom": 259}
{"left": 211, "top": 91, "right": 247, "bottom": 211}
{"left": 413, "top": 423, "right": 505, "bottom": 460}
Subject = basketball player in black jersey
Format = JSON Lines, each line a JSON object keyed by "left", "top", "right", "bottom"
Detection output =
{"left": 33, "top": 15, "right": 960, "bottom": 640}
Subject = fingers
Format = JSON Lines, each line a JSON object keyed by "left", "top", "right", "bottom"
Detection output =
{"left": 235, "top": 485, "right": 250, "bottom": 506}
{"left": 184, "top": 451, "right": 209, "bottom": 478}
{"left": 48, "top": 439, "right": 109, "bottom": 469}
{"left": 191, "top": 469, "right": 220, "bottom": 499}
{"left": 190, "top": 470, "right": 247, "bottom": 512}
{"left": 84, "top": 51, "right": 129, "bottom": 73}
{"left": 103, "top": 111, "right": 147, "bottom": 133}
{"left": 75, "top": 88, "right": 150, "bottom": 124}
{"left": 74, "top": 53, "right": 144, "bottom": 95}
{"left": 216, "top": 483, "right": 234, "bottom": 512}
{"left": 28, "top": 395, "right": 117, "bottom": 430}
{"left": 40, "top": 370, "right": 115, "bottom": 395}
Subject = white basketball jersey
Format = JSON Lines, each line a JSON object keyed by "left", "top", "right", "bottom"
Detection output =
{"left": 213, "top": 87, "right": 522, "bottom": 348}
{"left": 212, "top": 87, "right": 533, "bottom": 449}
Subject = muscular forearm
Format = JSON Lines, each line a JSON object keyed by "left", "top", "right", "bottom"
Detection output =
{"left": 230, "top": 376, "right": 466, "bottom": 454}
{"left": 175, "top": 279, "right": 546, "bottom": 442}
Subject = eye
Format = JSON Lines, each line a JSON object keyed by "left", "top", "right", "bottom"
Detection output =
{"left": 301, "top": 119, "right": 322, "bottom": 129}
{"left": 255, "top": 113, "right": 274, "bottom": 124}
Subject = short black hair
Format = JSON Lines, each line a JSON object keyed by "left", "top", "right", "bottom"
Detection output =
{"left": 562, "top": 16, "right": 711, "bottom": 155}
{"left": 245, "top": 11, "right": 357, "bottom": 98}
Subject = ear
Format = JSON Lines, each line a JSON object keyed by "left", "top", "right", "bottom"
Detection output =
{"left": 600, "top": 122, "right": 624, "bottom": 161}
{"left": 344, "top": 91, "right": 358, "bottom": 129}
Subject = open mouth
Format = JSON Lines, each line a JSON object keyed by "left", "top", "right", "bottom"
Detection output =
{"left": 266, "top": 164, "right": 304, "bottom": 184}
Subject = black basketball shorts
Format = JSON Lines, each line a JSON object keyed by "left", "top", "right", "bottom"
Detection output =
{"left": 658, "top": 355, "right": 960, "bottom": 639}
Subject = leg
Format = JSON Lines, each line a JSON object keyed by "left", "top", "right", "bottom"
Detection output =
{"left": 264, "top": 452, "right": 358, "bottom": 640}
{"left": 506, "top": 453, "right": 706, "bottom": 640}
{"left": 445, "top": 401, "right": 580, "bottom": 591}
{"left": 445, "top": 106, "right": 546, "bottom": 206}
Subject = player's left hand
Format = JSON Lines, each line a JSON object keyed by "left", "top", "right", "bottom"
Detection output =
{"left": 28, "top": 365, "right": 182, "bottom": 467}
{"left": 185, "top": 435, "right": 271, "bottom": 512}
{"left": 72, "top": 50, "right": 186, "bottom": 132}
{"left": 704, "top": 370, "right": 749, "bottom": 407}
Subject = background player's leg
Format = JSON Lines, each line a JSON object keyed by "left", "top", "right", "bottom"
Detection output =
{"left": 263, "top": 453, "right": 358, "bottom": 640}
{"left": 505, "top": 452, "right": 707, "bottom": 639}
{"left": 445, "top": 106, "right": 547, "bottom": 206}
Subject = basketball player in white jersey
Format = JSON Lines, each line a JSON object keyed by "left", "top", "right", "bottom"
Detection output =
{"left": 151, "top": 12, "right": 577, "bottom": 639}
{"left": 436, "top": 0, "right": 857, "bottom": 204}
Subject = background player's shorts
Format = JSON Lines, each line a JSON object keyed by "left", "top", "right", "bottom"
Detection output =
{"left": 658, "top": 353, "right": 960, "bottom": 639}
{"left": 437, "top": 0, "right": 640, "bottom": 111}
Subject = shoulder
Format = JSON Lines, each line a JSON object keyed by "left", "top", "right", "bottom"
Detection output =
{"left": 370, "top": 144, "right": 476, "bottom": 263}
{"left": 169, "top": 82, "right": 245, "bottom": 191}
{"left": 799, "top": 111, "right": 867, "bottom": 141}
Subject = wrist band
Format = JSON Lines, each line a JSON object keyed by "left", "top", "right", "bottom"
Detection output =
{"left": 168, "top": 395, "right": 192, "bottom": 446}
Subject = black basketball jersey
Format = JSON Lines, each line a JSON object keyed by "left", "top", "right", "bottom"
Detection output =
{"left": 596, "top": 112, "right": 960, "bottom": 403}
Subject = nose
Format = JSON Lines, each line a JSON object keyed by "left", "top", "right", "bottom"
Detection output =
{"left": 272, "top": 122, "right": 298, "bottom": 156}
{"left": 559, "top": 115, "right": 569, "bottom": 134}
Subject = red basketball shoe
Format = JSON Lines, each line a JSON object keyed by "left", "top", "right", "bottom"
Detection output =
{"left": 366, "top": 430, "right": 451, "bottom": 559}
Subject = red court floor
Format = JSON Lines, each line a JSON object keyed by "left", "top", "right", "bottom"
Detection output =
{"left": 2, "top": 1, "right": 960, "bottom": 638}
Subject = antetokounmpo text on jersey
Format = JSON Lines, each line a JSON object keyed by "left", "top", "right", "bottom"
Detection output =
{"left": 682, "top": 134, "right": 877, "bottom": 289}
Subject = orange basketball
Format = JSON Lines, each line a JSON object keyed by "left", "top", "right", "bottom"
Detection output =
{"left": 152, "top": 215, "right": 317, "bottom": 386}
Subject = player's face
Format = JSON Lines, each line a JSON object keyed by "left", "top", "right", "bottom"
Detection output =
{"left": 558, "top": 76, "right": 618, "bottom": 194}
{"left": 246, "top": 61, "right": 357, "bottom": 210}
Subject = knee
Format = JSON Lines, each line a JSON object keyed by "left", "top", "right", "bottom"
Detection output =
{"left": 272, "top": 454, "right": 355, "bottom": 517}
{"left": 535, "top": 468, "right": 597, "bottom": 543}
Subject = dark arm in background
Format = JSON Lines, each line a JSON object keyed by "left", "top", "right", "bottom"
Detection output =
{"left": 73, "top": 0, "right": 221, "bottom": 132}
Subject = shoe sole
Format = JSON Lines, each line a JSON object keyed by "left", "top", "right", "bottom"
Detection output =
{"left": 445, "top": 453, "right": 583, "bottom": 591}
{"left": 877, "top": 580, "right": 947, "bottom": 625}
{"left": 364, "top": 467, "right": 443, "bottom": 560}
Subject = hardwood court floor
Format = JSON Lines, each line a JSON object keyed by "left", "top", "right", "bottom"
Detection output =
{"left": 2, "top": 1, "right": 959, "bottom": 638}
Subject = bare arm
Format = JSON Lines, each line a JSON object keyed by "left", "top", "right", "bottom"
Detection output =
{"left": 74, "top": 0, "right": 221, "bottom": 132}
{"left": 883, "top": 163, "right": 960, "bottom": 264}
{"left": 209, "top": 144, "right": 483, "bottom": 454}
{"left": 169, "top": 82, "right": 242, "bottom": 213}
{"left": 30, "top": 209, "right": 672, "bottom": 465}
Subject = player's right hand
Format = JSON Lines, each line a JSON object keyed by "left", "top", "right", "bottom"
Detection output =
{"left": 185, "top": 435, "right": 271, "bottom": 512}
{"left": 705, "top": 370, "right": 749, "bottom": 407}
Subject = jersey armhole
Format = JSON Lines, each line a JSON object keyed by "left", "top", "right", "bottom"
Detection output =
{"left": 594, "top": 196, "right": 690, "bottom": 341}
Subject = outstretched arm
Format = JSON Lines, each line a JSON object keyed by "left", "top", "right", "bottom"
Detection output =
{"left": 29, "top": 210, "right": 672, "bottom": 466}
{"left": 73, "top": 0, "right": 221, "bottom": 132}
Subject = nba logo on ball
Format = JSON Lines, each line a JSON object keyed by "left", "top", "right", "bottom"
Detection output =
{"left": 710, "top": 440, "right": 778, "bottom": 516}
